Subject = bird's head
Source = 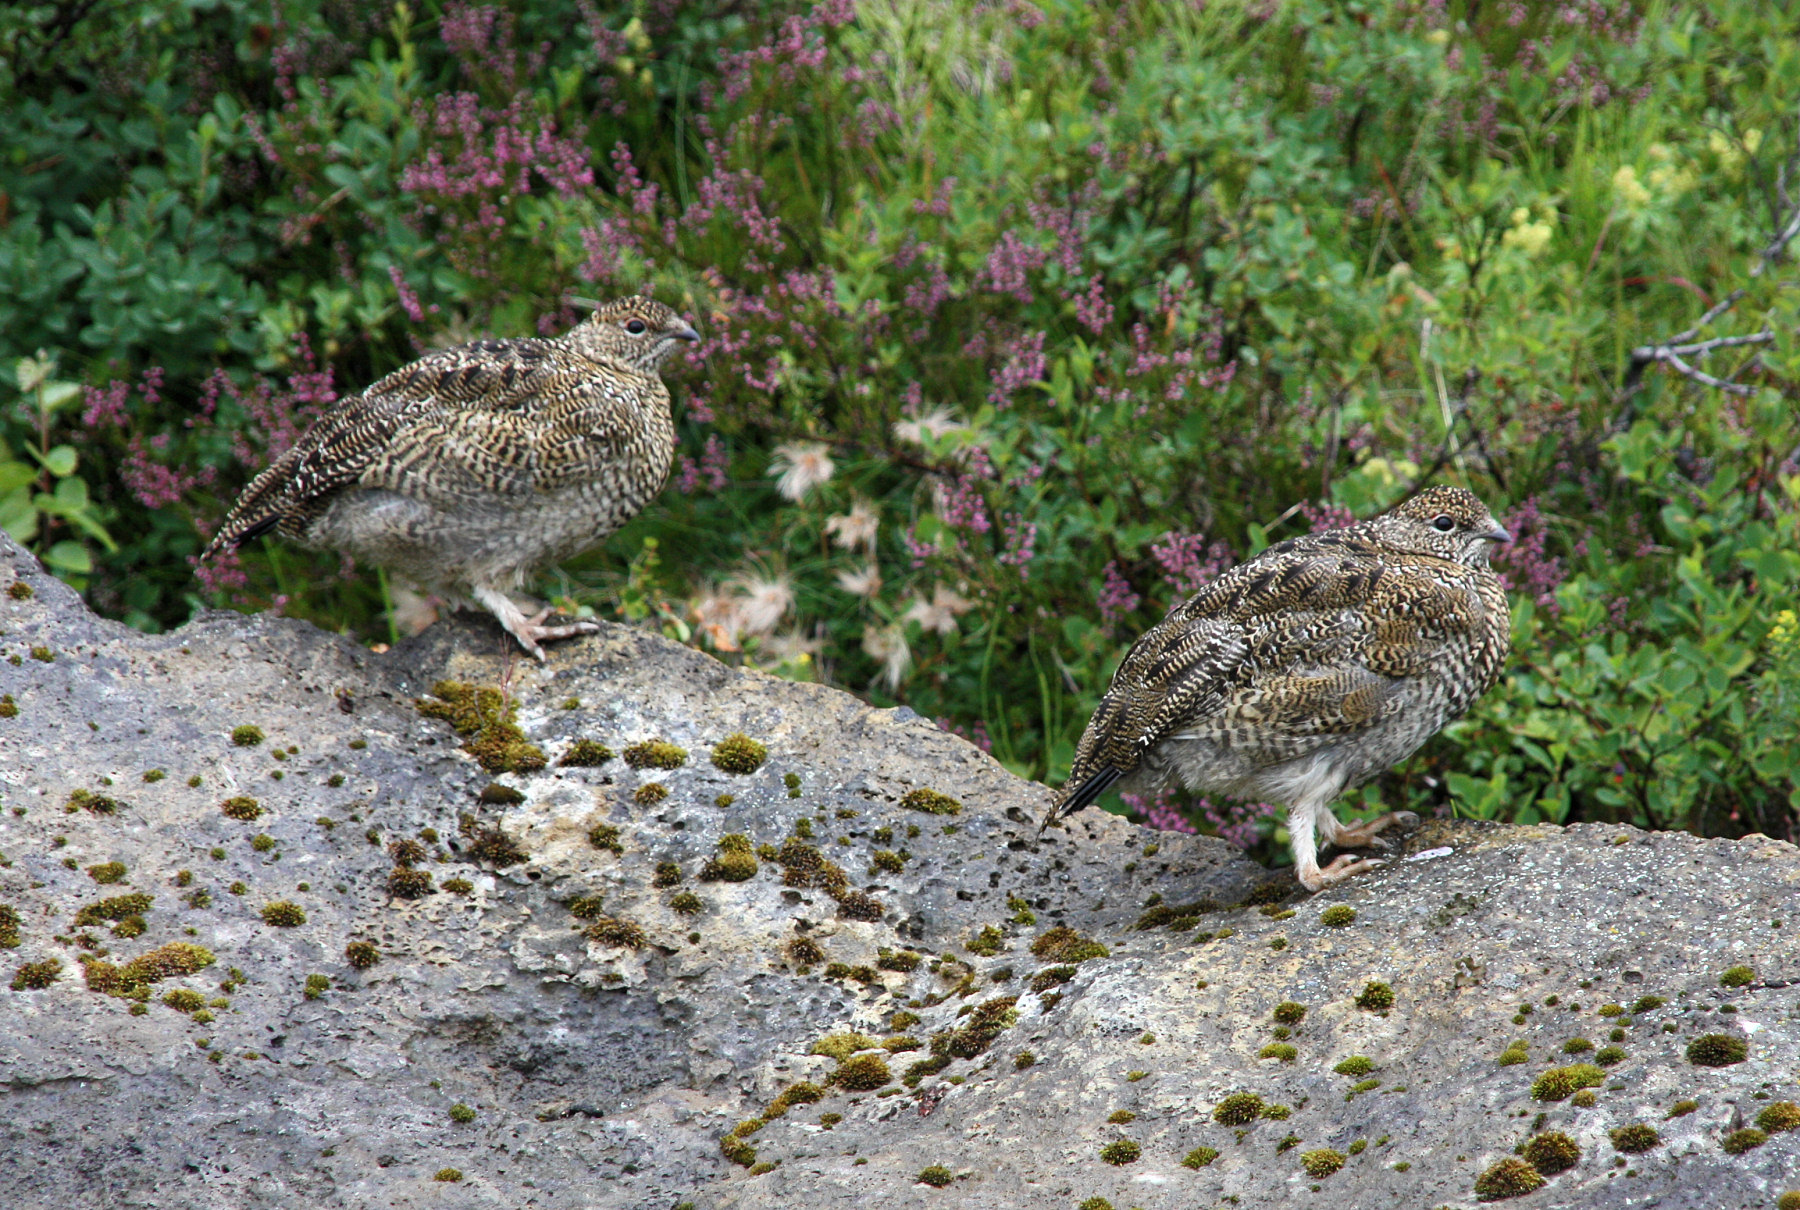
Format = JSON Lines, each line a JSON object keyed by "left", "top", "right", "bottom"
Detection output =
{"left": 1374, "top": 485, "right": 1511, "bottom": 566}
{"left": 564, "top": 296, "right": 700, "bottom": 372}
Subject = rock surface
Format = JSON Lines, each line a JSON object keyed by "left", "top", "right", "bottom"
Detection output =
{"left": 0, "top": 530, "right": 1795, "bottom": 1210}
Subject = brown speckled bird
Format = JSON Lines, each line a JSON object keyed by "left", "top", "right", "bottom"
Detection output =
{"left": 203, "top": 296, "right": 699, "bottom": 659}
{"left": 1046, "top": 486, "right": 1512, "bottom": 891}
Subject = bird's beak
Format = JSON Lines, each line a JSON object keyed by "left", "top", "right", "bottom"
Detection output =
{"left": 672, "top": 324, "right": 701, "bottom": 344}
{"left": 1481, "top": 522, "right": 1512, "bottom": 543}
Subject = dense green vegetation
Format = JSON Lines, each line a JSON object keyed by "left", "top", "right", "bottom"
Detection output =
{"left": 4, "top": 0, "right": 1797, "bottom": 857}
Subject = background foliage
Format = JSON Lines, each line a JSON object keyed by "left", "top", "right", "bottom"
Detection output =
{"left": 5, "top": 0, "right": 1799, "bottom": 861}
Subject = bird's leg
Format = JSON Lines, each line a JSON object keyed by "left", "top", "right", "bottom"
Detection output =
{"left": 1290, "top": 797, "right": 1386, "bottom": 892}
{"left": 1328, "top": 810, "right": 1420, "bottom": 851}
{"left": 473, "top": 585, "right": 599, "bottom": 662}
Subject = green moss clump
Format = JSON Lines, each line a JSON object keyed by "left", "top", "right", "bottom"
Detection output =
{"left": 1107, "top": 1109, "right": 1136, "bottom": 1124}
{"left": 1721, "top": 1128, "right": 1767, "bottom": 1155}
{"left": 387, "top": 839, "right": 426, "bottom": 867}
{"left": 250, "top": 833, "right": 275, "bottom": 853}
{"left": 1259, "top": 1043, "right": 1297, "bottom": 1062}
{"left": 449, "top": 1103, "right": 476, "bottom": 1123}
{"left": 86, "top": 862, "right": 127, "bottom": 884}
{"left": 1029, "top": 926, "right": 1108, "bottom": 964}
{"left": 900, "top": 787, "right": 961, "bottom": 815}
{"left": 1631, "top": 994, "right": 1666, "bottom": 1013}
{"left": 1562, "top": 1037, "right": 1593, "bottom": 1054}
{"left": 1776, "top": 1194, "right": 1800, "bottom": 1210}
{"left": 877, "top": 948, "right": 921, "bottom": 972}
{"left": 303, "top": 974, "right": 331, "bottom": 1000}
{"left": 468, "top": 826, "right": 526, "bottom": 868}
{"left": 699, "top": 838, "right": 759, "bottom": 883}
{"left": 1334, "top": 1055, "right": 1375, "bottom": 1076}
{"left": 1474, "top": 1157, "right": 1546, "bottom": 1201}
{"left": 665, "top": 891, "right": 701, "bottom": 915}
{"left": 917, "top": 1165, "right": 954, "bottom": 1187}
{"left": 902, "top": 1054, "right": 952, "bottom": 1086}
{"left": 1755, "top": 1102, "right": 1800, "bottom": 1134}
{"left": 386, "top": 867, "right": 434, "bottom": 899}
{"left": 932, "top": 997, "right": 1019, "bottom": 1059}
{"left": 163, "top": 988, "right": 205, "bottom": 1011}
{"left": 67, "top": 788, "right": 128, "bottom": 815}
{"left": 261, "top": 901, "right": 306, "bottom": 927}
{"left": 1522, "top": 1131, "right": 1580, "bottom": 1174}
{"left": 1594, "top": 1045, "right": 1626, "bottom": 1066}
{"left": 869, "top": 849, "right": 906, "bottom": 874}
{"left": 965, "top": 925, "right": 1005, "bottom": 956}
{"left": 835, "top": 889, "right": 885, "bottom": 922}
{"left": 764, "top": 1081, "right": 826, "bottom": 1117}
{"left": 1497, "top": 1042, "right": 1530, "bottom": 1066}
{"left": 10, "top": 958, "right": 62, "bottom": 990}
{"left": 1213, "top": 1093, "right": 1265, "bottom": 1125}
{"left": 0, "top": 904, "right": 19, "bottom": 949}
{"left": 1300, "top": 1149, "right": 1346, "bottom": 1178}
{"left": 634, "top": 783, "right": 669, "bottom": 805}
{"left": 230, "top": 725, "right": 265, "bottom": 747}
{"left": 1596, "top": 1002, "right": 1624, "bottom": 1017}
{"left": 1320, "top": 905, "right": 1356, "bottom": 927}
{"left": 345, "top": 941, "right": 380, "bottom": 969}
{"left": 813, "top": 1032, "right": 882, "bottom": 1063}
{"left": 1077, "top": 1200, "right": 1113, "bottom": 1210}
{"left": 559, "top": 740, "right": 615, "bottom": 767}
{"left": 1182, "top": 1146, "right": 1219, "bottom": 1169}
{"left": 1273, "top": 1001, "right": 1307, "bottom": 1025}
{"left": 1607, "top": 1123, "right": 1659, "bottom": 1154}
{"left": 719, "top": 1134, "right": 757, "bottom": 1167}
{"left": 415, "top": 682, "right": 545, "bottom": 772}
{"left": 220, "top": 796, "right": 262, "bottom": 821}
{"left": 0, "top": 694, "right": 16, "bottom": 718}
{"left": 584, "top": 917, "right": 647, "bottom": 948}
{"left": 7, "top": 580, "right": 32, "bottom": 599}
{"left": 1719, "top": 965, "right": 1754, "bottom": 988}
{"left": 1570, "top": 1089, "right": 1597, "bottom": 1108}
{"left": 118, "top": 942, "right": 215, "bottom": 984}
{"left": 1024, "top": 965, "right": 1072, "bottom": 993}
{"left": 74, "top": 892, "right": 153, "bottom": 928}
{"left": 710, "top": 734, "right": 768, "bottom": 774}
{"left": 1356, "top": 981, "right": 1395, "bottom": 1011}
{"left": 1531, "top": 1063, "right": 1605, "bottom": 1101}
{"left": 142, "top": 769, "right": 165, "bottom": 783}
{"left": 588, "top": 823, "right": 623, "bottom": 854}
{"left": 434, "top": 1169, "right": 463, "bottom": 1182}
{"left": 1686, "top": 1033, "right": 1748, "bottom": 1067}
{"left": 785, "top": 936, "right": 825, "bottom": 966}
{"left": 622, "top": 739, "right": 688, "bottom": 770}
{"left": 1099, "top": 1139, "right": 1140, "bottom": 1165}
{"left": 478, "top": 782, "right": 525, "bottom": 805}
{"left": 833, "top": 1053, "right": 892, "bottom": 1090}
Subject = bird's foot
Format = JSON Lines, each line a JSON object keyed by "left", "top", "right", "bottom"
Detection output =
{"left": 1297, "top": 853, "right": 1385, "bottom": 892}
{"left": 1329, "top": 810, "right": 1420, "bottom": 850}
{"left": 475, "top": 587, "right": 601, "bottom": 663}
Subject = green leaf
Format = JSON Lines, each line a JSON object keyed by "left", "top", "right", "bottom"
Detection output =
{"left": 43, "top": 541, "right": 92, "bottom": 574}
{"left": 35, "top": 445, "right": 77, "bottom": 477}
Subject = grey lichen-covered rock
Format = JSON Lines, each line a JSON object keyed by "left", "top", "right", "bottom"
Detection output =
{"left": 0, "top": 530, "right": 1796, "bottom": 1210}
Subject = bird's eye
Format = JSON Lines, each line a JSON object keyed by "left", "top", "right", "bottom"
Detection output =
{"left": 625, "top": 319, "right": 647, "bottom": 335}
{"left": 1432, "top": 515, "right": 1455, "bottom": 532}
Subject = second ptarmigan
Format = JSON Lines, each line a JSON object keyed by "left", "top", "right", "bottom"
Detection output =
{"left": 203, "top": 296, "right": 698, "bottom": 659}
{"left": 1046, "top": 486, "right": 1512, "bottom": 891}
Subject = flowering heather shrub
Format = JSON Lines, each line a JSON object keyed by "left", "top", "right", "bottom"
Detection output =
{"left": 2, "top": 0, "right": 1798, "bottom": 850}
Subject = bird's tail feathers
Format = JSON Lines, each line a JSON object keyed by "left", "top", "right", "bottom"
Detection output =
{"left": 1039, "top": 765, "right": 1124, "bottom": 835}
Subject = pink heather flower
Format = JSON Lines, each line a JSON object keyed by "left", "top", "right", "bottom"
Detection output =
{"left": 1491, "top": 496, "right": 1567, "bottom": 612}
{"left": 1301, "top": 501, "right": 1357, "bottom": 532}
{"left": 1071, "top": 274, "right": 1114, "bottom": 334}
{"left": 388, "top": 265, "right": 426, "bottom": 323}
{"left": 998, "top": 513, "right": 1038, "bottom": 578}
{"left": 1149, "top": 532, "right": 1234, "bottom": 598}
{"left": 1098, "top": 561, "right": 1141, "bottom": 630}
{"left": 936, "top": 716, "right": 994, "bottom": 753}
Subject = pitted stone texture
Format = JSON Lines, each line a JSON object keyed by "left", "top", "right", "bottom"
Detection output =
{"left": 1, "top": 533, "right": 1795, "bottom": 1210}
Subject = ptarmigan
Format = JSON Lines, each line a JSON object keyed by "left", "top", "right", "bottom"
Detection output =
{"left": 203, "top": 296, "right": 699, "bottom": 658}
{"left": 1045, "top": 486, "right": 1512, "bottom": 891}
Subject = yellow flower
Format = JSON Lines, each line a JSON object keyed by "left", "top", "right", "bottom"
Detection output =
{"left": 1770, "top": 609, "right": 1799, "bottom": 653}
{"left": 1611, "top": 166, "right": 1651, "bottom": 209}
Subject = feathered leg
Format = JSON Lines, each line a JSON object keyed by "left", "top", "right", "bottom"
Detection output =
{"left": 472, "top": 585, "right": 600, "bottom": 661}
{"left": 1289, "top": 795, "right": 1387, "bottom": 892}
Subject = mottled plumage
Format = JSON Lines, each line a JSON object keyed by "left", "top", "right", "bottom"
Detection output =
{"left": 204, "top": 296, "right": 699, "bottom": 658}
{"left": 1047, "top": 486, "right": 1512, "bottom": 891}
